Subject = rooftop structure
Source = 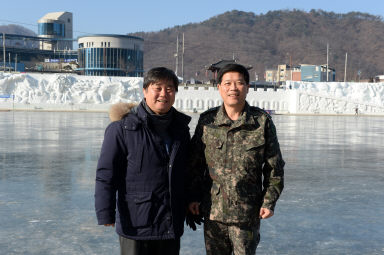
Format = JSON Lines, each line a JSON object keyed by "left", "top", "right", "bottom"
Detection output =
{"left": 38, "top": 12, "right": 73, "bottom": 50}
{"left": 206, "top": 59, "right": 252, "bottom": 84}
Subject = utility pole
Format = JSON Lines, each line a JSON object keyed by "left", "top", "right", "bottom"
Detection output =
{"left": 181, "top": 33, "right": 184, "bottom": 82}
{"left": 175, "top": 35, "right": 179, "bottom": 76}
{"left": 8, "top": 53, "right": 11, "bottom": 72}
{"left": 344, "top": 52, "right": 348, "bottom": 82}
{"left": 326, "top": 43, "right": 329, "bottom": 82}
{"left": 3, "top": 33, "right": 5, "bottom": 72}
{"left": 290, "top": 54, "right": 292, "bottom": 80}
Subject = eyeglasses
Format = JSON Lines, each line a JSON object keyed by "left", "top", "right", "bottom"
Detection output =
{"left": 220, "top": 81, "right": 247, "bottom": 90}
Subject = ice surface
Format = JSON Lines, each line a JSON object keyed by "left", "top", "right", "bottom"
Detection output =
{"left": 0, "top": 112, "right": 383, "bottom": 254}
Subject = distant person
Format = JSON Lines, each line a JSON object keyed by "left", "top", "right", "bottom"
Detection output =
{"left": 95, "top": 67, "right": 191, "bottom": 255}
{"left": 355, "top": 106, "right": 359, "bottom": 115}
{"left": 187, "top": 63, "right": 285, "bottom": 255}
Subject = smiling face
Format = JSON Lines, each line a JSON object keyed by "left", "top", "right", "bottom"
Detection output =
{"left": 218, "top": 71, "right": 249, "bottom": 110}
{"left": 143, "top": 80, "right": 176, "bottom": 115}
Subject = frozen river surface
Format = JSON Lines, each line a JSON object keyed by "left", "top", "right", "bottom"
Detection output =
{"left": 0, "top": 111, "right": 384, "bottom": 255}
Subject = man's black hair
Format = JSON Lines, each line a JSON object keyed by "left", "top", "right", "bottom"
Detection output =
{"left": 217, "top": 64, "right": 250, "bottom": 85}
{"left": 143, "top": 67, "right": 179, "bottom": 92}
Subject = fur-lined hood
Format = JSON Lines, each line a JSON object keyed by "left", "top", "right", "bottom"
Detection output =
{"left": 109, "top": 102, "right": 137, "bottom": 122}
{"left": 108, "top": 102, "right": 191, "bottom": 125}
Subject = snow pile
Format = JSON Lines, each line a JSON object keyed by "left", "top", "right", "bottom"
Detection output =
{"left": 285, "top": 80, "right": 384, "bottom": 114}
{"left": 288, "top": 81, "right": 384, "bottom": 107}
{"left": 1, "top": 72, "right": 384, "bottom": 114}
{"left": 0, "top": 72, "right": 143, "bottom": 105}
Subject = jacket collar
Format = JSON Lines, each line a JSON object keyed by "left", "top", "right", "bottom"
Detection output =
{"left": 135, "top": 100, "right": 191, "bottom": 128}
{"left": 214, "top": 101, "right": 256, "bottom": 129}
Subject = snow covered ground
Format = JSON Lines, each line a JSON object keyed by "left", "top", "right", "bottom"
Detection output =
{"left": 1, "top": 72, "right": 384, "bottom": 114}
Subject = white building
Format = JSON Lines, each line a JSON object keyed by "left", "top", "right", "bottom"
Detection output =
{"left": 77, "top": 35, "right": 144, "bottom": 77}
{"left": 38, "top": 12, "right": 73, "bottom": 50}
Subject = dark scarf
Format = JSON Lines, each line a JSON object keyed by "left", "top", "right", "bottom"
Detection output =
{"left": 141, "top": 100, "right": 174, "bottom": 155}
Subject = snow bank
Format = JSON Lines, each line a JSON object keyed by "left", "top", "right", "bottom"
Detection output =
{"left": 0, "top": 72, "right": 143, "bottom": 111}
{"left": 286, "top": 80, "right": 384, "bottom": 114}
{"left": 288, "top": 81, "right": 384, "bottom": 107}
{"left": 1, "top": 72, "right": 384, "bottom": 114}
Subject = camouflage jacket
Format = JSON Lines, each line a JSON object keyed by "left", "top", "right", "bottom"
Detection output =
{"left": 187, "top": 102, "right": 284, "bottom": 225}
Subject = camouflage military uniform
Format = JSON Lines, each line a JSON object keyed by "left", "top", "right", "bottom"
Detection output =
{"left": 187, "top": 102, "right": 284, "bottom": 255}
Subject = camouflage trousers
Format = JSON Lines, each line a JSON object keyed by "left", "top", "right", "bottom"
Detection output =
{"left": 204, "top": 219, "right": 260, "bottom": 255}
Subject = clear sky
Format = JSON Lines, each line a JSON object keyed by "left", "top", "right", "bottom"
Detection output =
{"left": 1, "top": 0, "right": 384, "bottom": 38}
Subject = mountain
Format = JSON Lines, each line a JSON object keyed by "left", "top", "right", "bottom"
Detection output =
{"left": 0, "top": 24, "right": 36, "bottom": 36}
{"left": 132, "top": 9, "right": 384, "bottom": 82}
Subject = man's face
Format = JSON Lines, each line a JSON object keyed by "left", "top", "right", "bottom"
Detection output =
{"left": 143, "top": 80, "right": 176, "bottom": 115}
{"left": 218, "top": 71, "right": 249, "bottom": 109}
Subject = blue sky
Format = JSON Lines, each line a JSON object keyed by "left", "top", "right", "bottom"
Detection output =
{"left": 1, "top": 0, "right": 384, "bottom": 38}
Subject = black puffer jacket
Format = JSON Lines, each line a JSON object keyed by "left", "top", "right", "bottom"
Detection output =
{"left": 95, "top": 102, "right": 191, "bottom": 240}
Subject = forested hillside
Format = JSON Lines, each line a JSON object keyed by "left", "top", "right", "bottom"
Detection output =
{"left": 132, "top": 9, "right": 384, "bottom": 82}
{"left": 3, "top": 10, "right": 384, "bottom": 82}
{"left": 0, "top": 24, "right": 36, "bottom": 36}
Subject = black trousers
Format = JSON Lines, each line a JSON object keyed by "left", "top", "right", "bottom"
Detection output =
{"left": 119, "top": 236, "right": 180, "bottom": 255}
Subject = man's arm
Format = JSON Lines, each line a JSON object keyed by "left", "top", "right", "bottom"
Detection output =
{"left": 186, "top": 118, "right": 207, "bottom": 215}
{"left": 95, "top": 121, "right": 126, "bottom": 226}
{"left": 260, "top": 117, "right": 285, "bottom": 215}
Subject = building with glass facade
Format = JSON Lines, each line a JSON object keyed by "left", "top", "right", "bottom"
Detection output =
{"left": 77, "top": 35, "right": 143, "bottom": 77}
{"left": 38, "top": 12, "right": 73, "bottom": 50}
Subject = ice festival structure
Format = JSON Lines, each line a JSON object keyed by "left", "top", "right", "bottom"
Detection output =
{"left": 1, "top": 72, "right": 384, "bottom": 115}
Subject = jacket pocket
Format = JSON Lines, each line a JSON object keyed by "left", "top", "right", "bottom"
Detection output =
{"left": 243, "top": 140, "right": 265, "bottom": 171}
{"left": 125, "top": 192, "right": 154, "bottom": 228}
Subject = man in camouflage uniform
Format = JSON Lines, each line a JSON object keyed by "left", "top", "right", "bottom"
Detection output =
{"left": 187, "top": 63, "right": 284, "bottom": 255}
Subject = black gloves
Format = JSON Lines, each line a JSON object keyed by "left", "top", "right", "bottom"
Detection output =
{"left": 186, "top": 212, "right": 204, "bottom": 231}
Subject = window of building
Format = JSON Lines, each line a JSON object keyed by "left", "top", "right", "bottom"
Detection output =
{"left": 38, "top": 23, "right": 65, "bottom": 37}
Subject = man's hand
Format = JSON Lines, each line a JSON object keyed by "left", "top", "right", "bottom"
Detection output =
{"left": 259, "top": 208, "right": 274, "bottom": 219}
{"left": 186, "top": 202, "right": 203, "bottom": 231}
{"left": 104, "top": 223, "right": 115, "bottom": 227}
{"left": 188, "top": 202, "right": 200, "bottom": 215}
